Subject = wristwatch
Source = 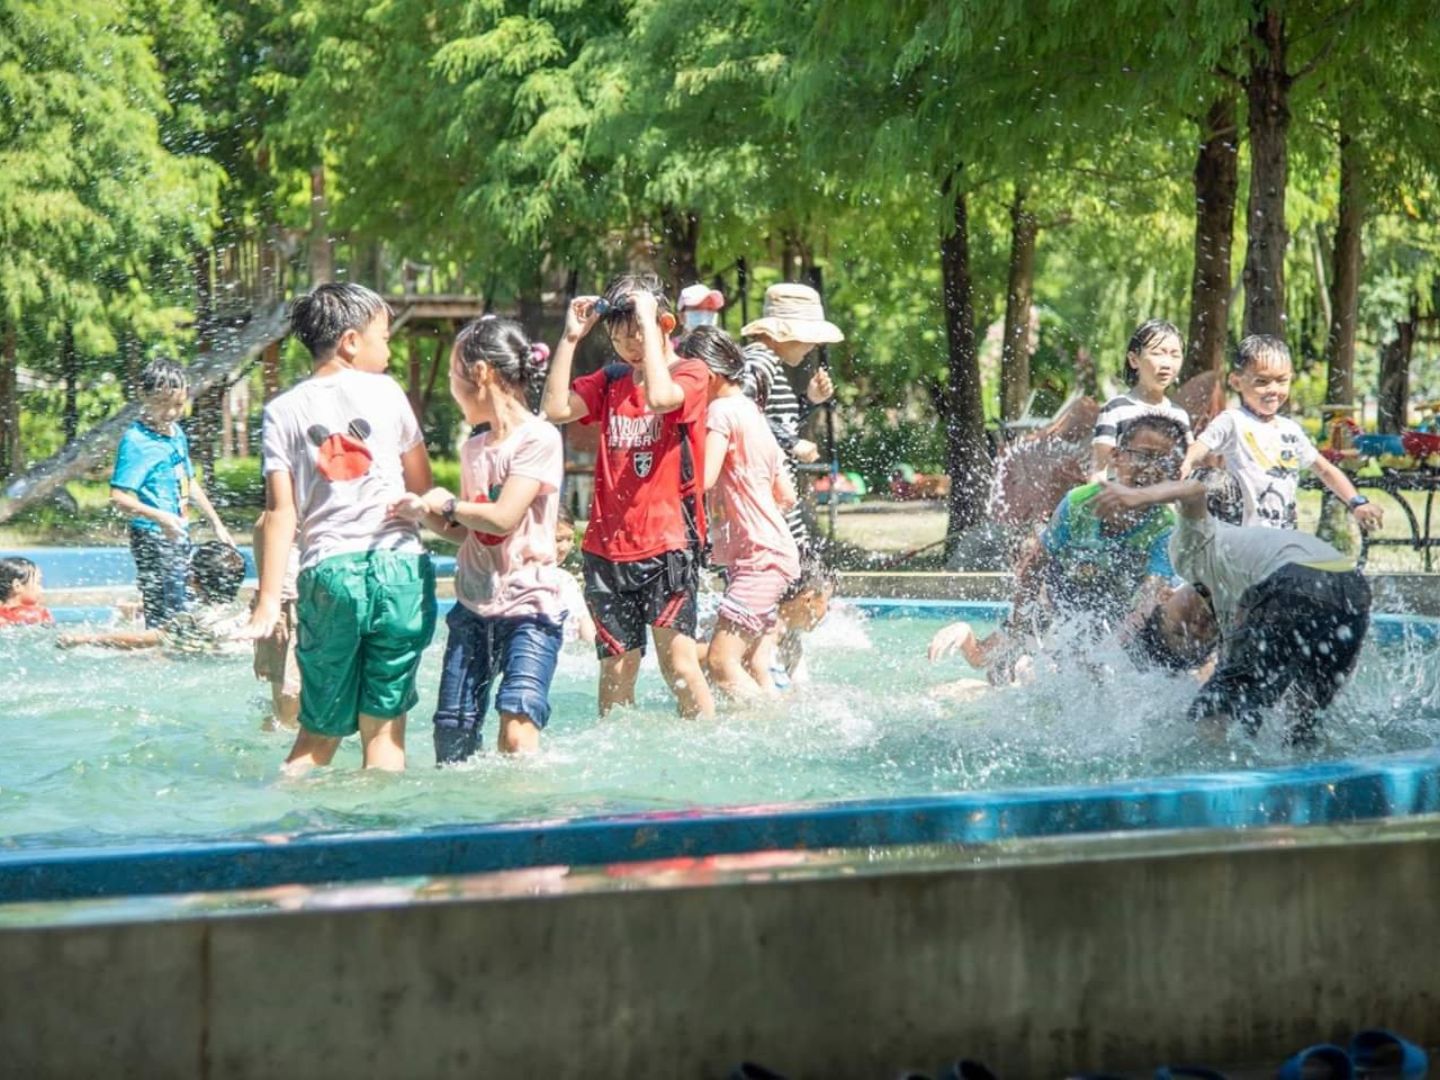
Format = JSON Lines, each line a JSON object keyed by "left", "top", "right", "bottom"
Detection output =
{"left": 441, "top": 497, "right": 459, "bottom": 526}
{"left": 1348, "top": 495, "right": 1370, "bottom": 511}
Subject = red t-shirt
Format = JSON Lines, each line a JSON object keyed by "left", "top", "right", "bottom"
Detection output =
{"left": 573, "top": 359, "right": 708, "bottom": 562}
{"left": 0, "top": 603, "right": 53, "bottom": 626}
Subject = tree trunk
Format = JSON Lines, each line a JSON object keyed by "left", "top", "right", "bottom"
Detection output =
{"left": 62, "top": 323, "right": 79, "bottom": 446}
{"left": 1377, "top": 304, "right": 1417, "bottom": 435}
{"left": 1324, "top": 125, "right": 1364, "bottom": 406}
{"left": 938, "top": 173, "right": 993, "bottom": 558}
{"left": 190, "top": 246, "right": 218, "bottom": 481}
{"left": 1000, "top": 185, "right": 1038, "bottom": 423}
{"left": 660, "top": 207, "right": 701, "bottom": 296}
{"left": 1182, "top": 96, "right": 1239, "bottom": 382}
{"left": 407, "top": 337, "right": 424, "bottom": 421}
{"left": 308, "top": 164, "right": 333, "bottom": 287}
{"left": 261, "top": 340, "right": 281, "bottom": 403}
{"left": 0, "top": 321, "right": 20, "bottom": 479}
{"left": 1241, "top": 10, "right": 1291, "bottom": 337}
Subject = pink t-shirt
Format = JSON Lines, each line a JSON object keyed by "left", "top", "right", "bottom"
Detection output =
{"left": 454, "top": 417, "right": 568, "bottom": 623}
{"left": 706, "top": 394, "right": 801, "bottom": 577}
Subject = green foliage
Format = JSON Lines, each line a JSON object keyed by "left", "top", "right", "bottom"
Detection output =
{"left": 837, "top": 420, "right": 946, "bottom": 496}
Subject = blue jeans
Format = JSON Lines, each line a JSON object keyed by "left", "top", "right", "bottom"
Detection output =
{"left": 433, "top": 605, "right": 562, "bottom": 764}
{"left": 129, "top": 525, "right": 190, "bottom": 628}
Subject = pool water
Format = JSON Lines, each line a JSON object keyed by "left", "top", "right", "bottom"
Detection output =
{"left": 3, "top": 597, "right": 1440, "bottom": 853}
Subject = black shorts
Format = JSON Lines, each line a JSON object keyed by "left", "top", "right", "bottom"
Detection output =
{"left": 1189, "top": 563, "right": 1371, "bottom": 743}
{"left": 582, "top": 550, "right": 700, "bottom": 658}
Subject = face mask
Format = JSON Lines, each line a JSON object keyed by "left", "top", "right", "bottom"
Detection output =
{"left": 682, "top": 309, "right": 719, "bottom": 329}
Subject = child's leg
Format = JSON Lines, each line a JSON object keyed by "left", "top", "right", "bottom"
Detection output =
{"left": 598, "top": 652, "right": 642, "bottom": 715}
{"left": 432, "top": 605, "right": 495, "bottom": 765}
{"left": 355, "top": 553, "right": 438, "bottom": 772}
{"left": 284, "top": 729, "right": 341, "bottom": 772}
{"left": 290, "top": 558, "right": 368, "bottom": 770}
{"left": 743, "top": 633, "right": 776, "bottom": 693}
{"left": 652, "top": 626, "right": 715, "bottom": 719}
{"left": 492, "top": 618, "right": 562, "bottom": 754}
{"left": 131, "top": 526, "right": 184, "bottom": 628}
{"left": 707, "top": 619, "right": 764, "bottom": 701}
{"left": 583, "top": 553, "right": 650, "bottom": 716}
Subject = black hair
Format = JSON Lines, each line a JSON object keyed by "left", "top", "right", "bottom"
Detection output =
{"left": 0, "top": 557, "right": 37, "bottom": 602}
{"left": 190, "top": 542, "right": 245, "bottom": 604}
{"left": 454, "top": 316, "right": 546, "bottom": 412}
{"left": 1233, "top": 333, "right": 1291, "bottom": 373}
{"left": 781, "top": 558, "right": 838, "bottom": 604}
{"left": 289, "top": 283, "right": 393, "bottom": 359}
{"left": 599, "top": 272, "right": 672, "bottom": 334}
{"left": 675, "top": 325, "right": 746, "bottom": 382}
{"left": 1191, "top": 466, "right": 1245, "bottom": 525}
{"left": 556, "top": 503, "right": 575, "bottom": 527}
{"left": 1118, "top": 414, "right": 1189, "bottom": 451}
{"left": 1130, "top": 601, "right": 1215, "bottom": 672}
{"left": 139, "top": 358, "right": 189, "bottom": 396}
{"left": 1123, "top": 319, "right": 1183, "bottom": 387}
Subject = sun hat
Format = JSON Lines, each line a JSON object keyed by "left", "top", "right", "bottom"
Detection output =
{"left": 678, "top": 283, "right": 725, "bottom": 312}
{"left": 740, "top": 283, "right": 844, "bottom": 345}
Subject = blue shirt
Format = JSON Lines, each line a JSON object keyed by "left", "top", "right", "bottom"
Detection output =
{"left": 1040, "top": 482, "right": 1176, "bottom": 619}
{"left": 110, "top": 420, "right": 194, "bottom": 533}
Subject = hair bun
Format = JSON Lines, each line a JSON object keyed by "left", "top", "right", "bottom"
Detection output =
{"left": 528, "top": 342, "right": 551, "bottom": 369}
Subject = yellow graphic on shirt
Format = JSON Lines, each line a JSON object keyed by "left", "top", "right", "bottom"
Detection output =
{"left": 1241, "top": 428, "right": 1298, "bottom": 474}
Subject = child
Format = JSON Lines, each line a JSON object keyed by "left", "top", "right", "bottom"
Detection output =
{"left": 678, "top": 283, "right": 725, "bottom": 330}
{"left": 390, "top": 316, "right": 565, "bottom": 760}
{"left": 0, "top": 557, "right": 53, "bottom": 626}
{"left": 1181, "top": 334, "right": 1384, "bottom": 533}
{"left": 929, "top": 415, "right": 1188, "bottom": 682}
{"left": 1091, "top": 319, "right": 1193, "bottom": 481}
{"left": 250, "top": 512, "right": 302, "bottom": 730}
{"left": 555, "top": 505, "right": 596, "bottom": 646}
{"left": 58, "top": 542, "right": 246, "bottom": 652}
{"left": 739, "top": 283, "right": 842, "bottom": 554}
{"left": 111, "top": 358, "right": 235, "bottom": 628}
{"left": 1097, "top": 474, "right": 1372, "bottom": 746}
{"left": 239, "top": 283, "right": 437, "bottom": 773}
{"left": 682, "top": 326, "right": 800, "bottom": 699}
{"left": 540, "top": 273, "right": 715, "bottom": 719}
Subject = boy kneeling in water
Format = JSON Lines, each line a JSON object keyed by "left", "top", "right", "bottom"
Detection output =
{"left": 929, "top": 415, "right": 1188, "bottom": 683}
{"left": 1096, "top": 475, "right": 1370, "bottom": 745}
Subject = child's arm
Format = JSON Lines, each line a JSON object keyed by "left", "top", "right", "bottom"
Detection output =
{"left": 394, "top": 476, "right": 544, "bottom": 538}
{"left": 57, "top": 628, "right": 163, "bottom": 650}
{"left": 703, "top": 430, "right": 728, "bottom": 492}
{"left": 1096, "top": 479, "right": 1208, "bottom": 520}
{"left": 541, "top": 298, "right": 598, "bottom": 425}
{"left": 187, "top": 480, "right": 235, "bottom": 547}
{"left": 630, "top": 291, "right": 684, "bottom": 414}
{"left": 1090, "top": 444, "right": 1114, "bottom": 484}
{"left": 575, "top": 606, "right": 597, "bottom": 645}
{"left": 1309, "top": 456, "right": 1385, "bottom": 531}
{"left": 773, "top": 467, "right": 798, "bottom": 512}
{"left": 1178, "top": 440, "right": 1210, "bottom": 479}
{"left": 401, "top": 441, "right": 432, "bottom": 495}
{"left": 110, "top": 488, "right": 186, "bottom": 539}
{"left": 238, "top": 473, "right": 298, "bottom": 639}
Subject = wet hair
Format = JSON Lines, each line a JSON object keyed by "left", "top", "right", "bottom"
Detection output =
{"left": 289, "top": 283, "right": 393, "bottom": 359}
{"left": 1123, "top": 319, "right": 1183, "bottom": 387}
{"left": 1233, "top": 333, "right": 1291, "bottom": 373}
{"left": 598, "top": 272, "right": 672, "bottom": 333}
{"left": 139, "top": 358, "right": 189, "bottom": 397}
{"left": 1117, "top": 414, "right": 1188, "bottom": 452}
{"left": 1192, "top": 466, "right": 1245, "bottom": 525}
{"left": 190, "top": 542, "right": 245, "bottom": 604}
{"left": 0, "top": 557, "right": 37, "bottom": 602}
{"left": 557, "top": 504, "right": 574, "bottom": 528}
{"left": 1130, "top": 600, "right": 1215, "bottom": 672}
{"left": 781, "top": 558, "right": 838, "bottom": 604}
{"left": 675, "top": 326, "right": 746, "bottom": 382}
{"left": 453, "top": 316, "right": 547, "bottom": 412}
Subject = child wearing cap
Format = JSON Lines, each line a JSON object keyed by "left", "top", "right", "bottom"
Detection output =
{"left": 678, "top": 283, "right": 725, "bottom": 329}
{"left": 740, "top": 282, "right": 841, "bottom": 554}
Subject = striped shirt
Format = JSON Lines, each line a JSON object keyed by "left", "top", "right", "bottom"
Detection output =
{"left": 742, "top": 342, "right": 815, "bottom": 550}
{"left": 1092, "top": 392, "right": 1192, "bottom": 449}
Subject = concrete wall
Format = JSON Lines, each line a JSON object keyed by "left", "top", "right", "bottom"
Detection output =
{"left": 5, "top": 820, "right": 1440, "bottom": 1079}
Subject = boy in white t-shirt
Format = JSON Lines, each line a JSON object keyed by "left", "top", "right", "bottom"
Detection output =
{"left": 1180, "top": 334, "right": 1383, "bottom": 533}
{"left": 240, "top": 284, "right": 437, "bottom": 773}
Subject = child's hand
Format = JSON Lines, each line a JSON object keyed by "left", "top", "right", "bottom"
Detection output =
{"left": 422, "top": 487, "right": 456, "bottom": 515}
{"left": 793, "top": 439, "right": 820, "bottom": 463}
{"left": 565, "top": 296, "right": 600, "bottom": 340}
{"left": 628, "top": 288, "right": 658, "bottom": 324}
{"left": 235, "top": 603, "right": 280, "bottom": 641}
{"left": 928, "top": 621, "right": 976, "bottom": 662}
{"left": 214, "top": 523, "right": 236, "bottom": 548}
{"left": 388, "top": 493, "right": 428, "bottom": 522}
{"left": 806, "top": 369, "right": 835, "bottom": 404}
{"left": 159, "top": 513, "right": 187, "bottom": 540}
{"left": 1353, "top": 500, "right": 1385, "bottom": 532}
{"left": 1092, "top": 482, "right": 1146, "bottom": 516}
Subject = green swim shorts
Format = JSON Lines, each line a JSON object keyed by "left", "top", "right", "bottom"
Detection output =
{"left": 295, "top": 550, "right": 437, "bottom": 738}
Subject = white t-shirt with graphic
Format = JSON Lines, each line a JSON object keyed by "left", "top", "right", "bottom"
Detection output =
{"left": 454, "top": 417, "right": 566, "bottom": 623}
{"left": 1197, "top": 408, "right": 1319, "bottom": 529}
{"left": 261, "top": 369, "right": 425, "bottom": 570}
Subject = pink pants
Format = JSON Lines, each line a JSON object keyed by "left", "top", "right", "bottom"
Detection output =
{"left": 718, "top": 565, "right": 796, "bottom": 637}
